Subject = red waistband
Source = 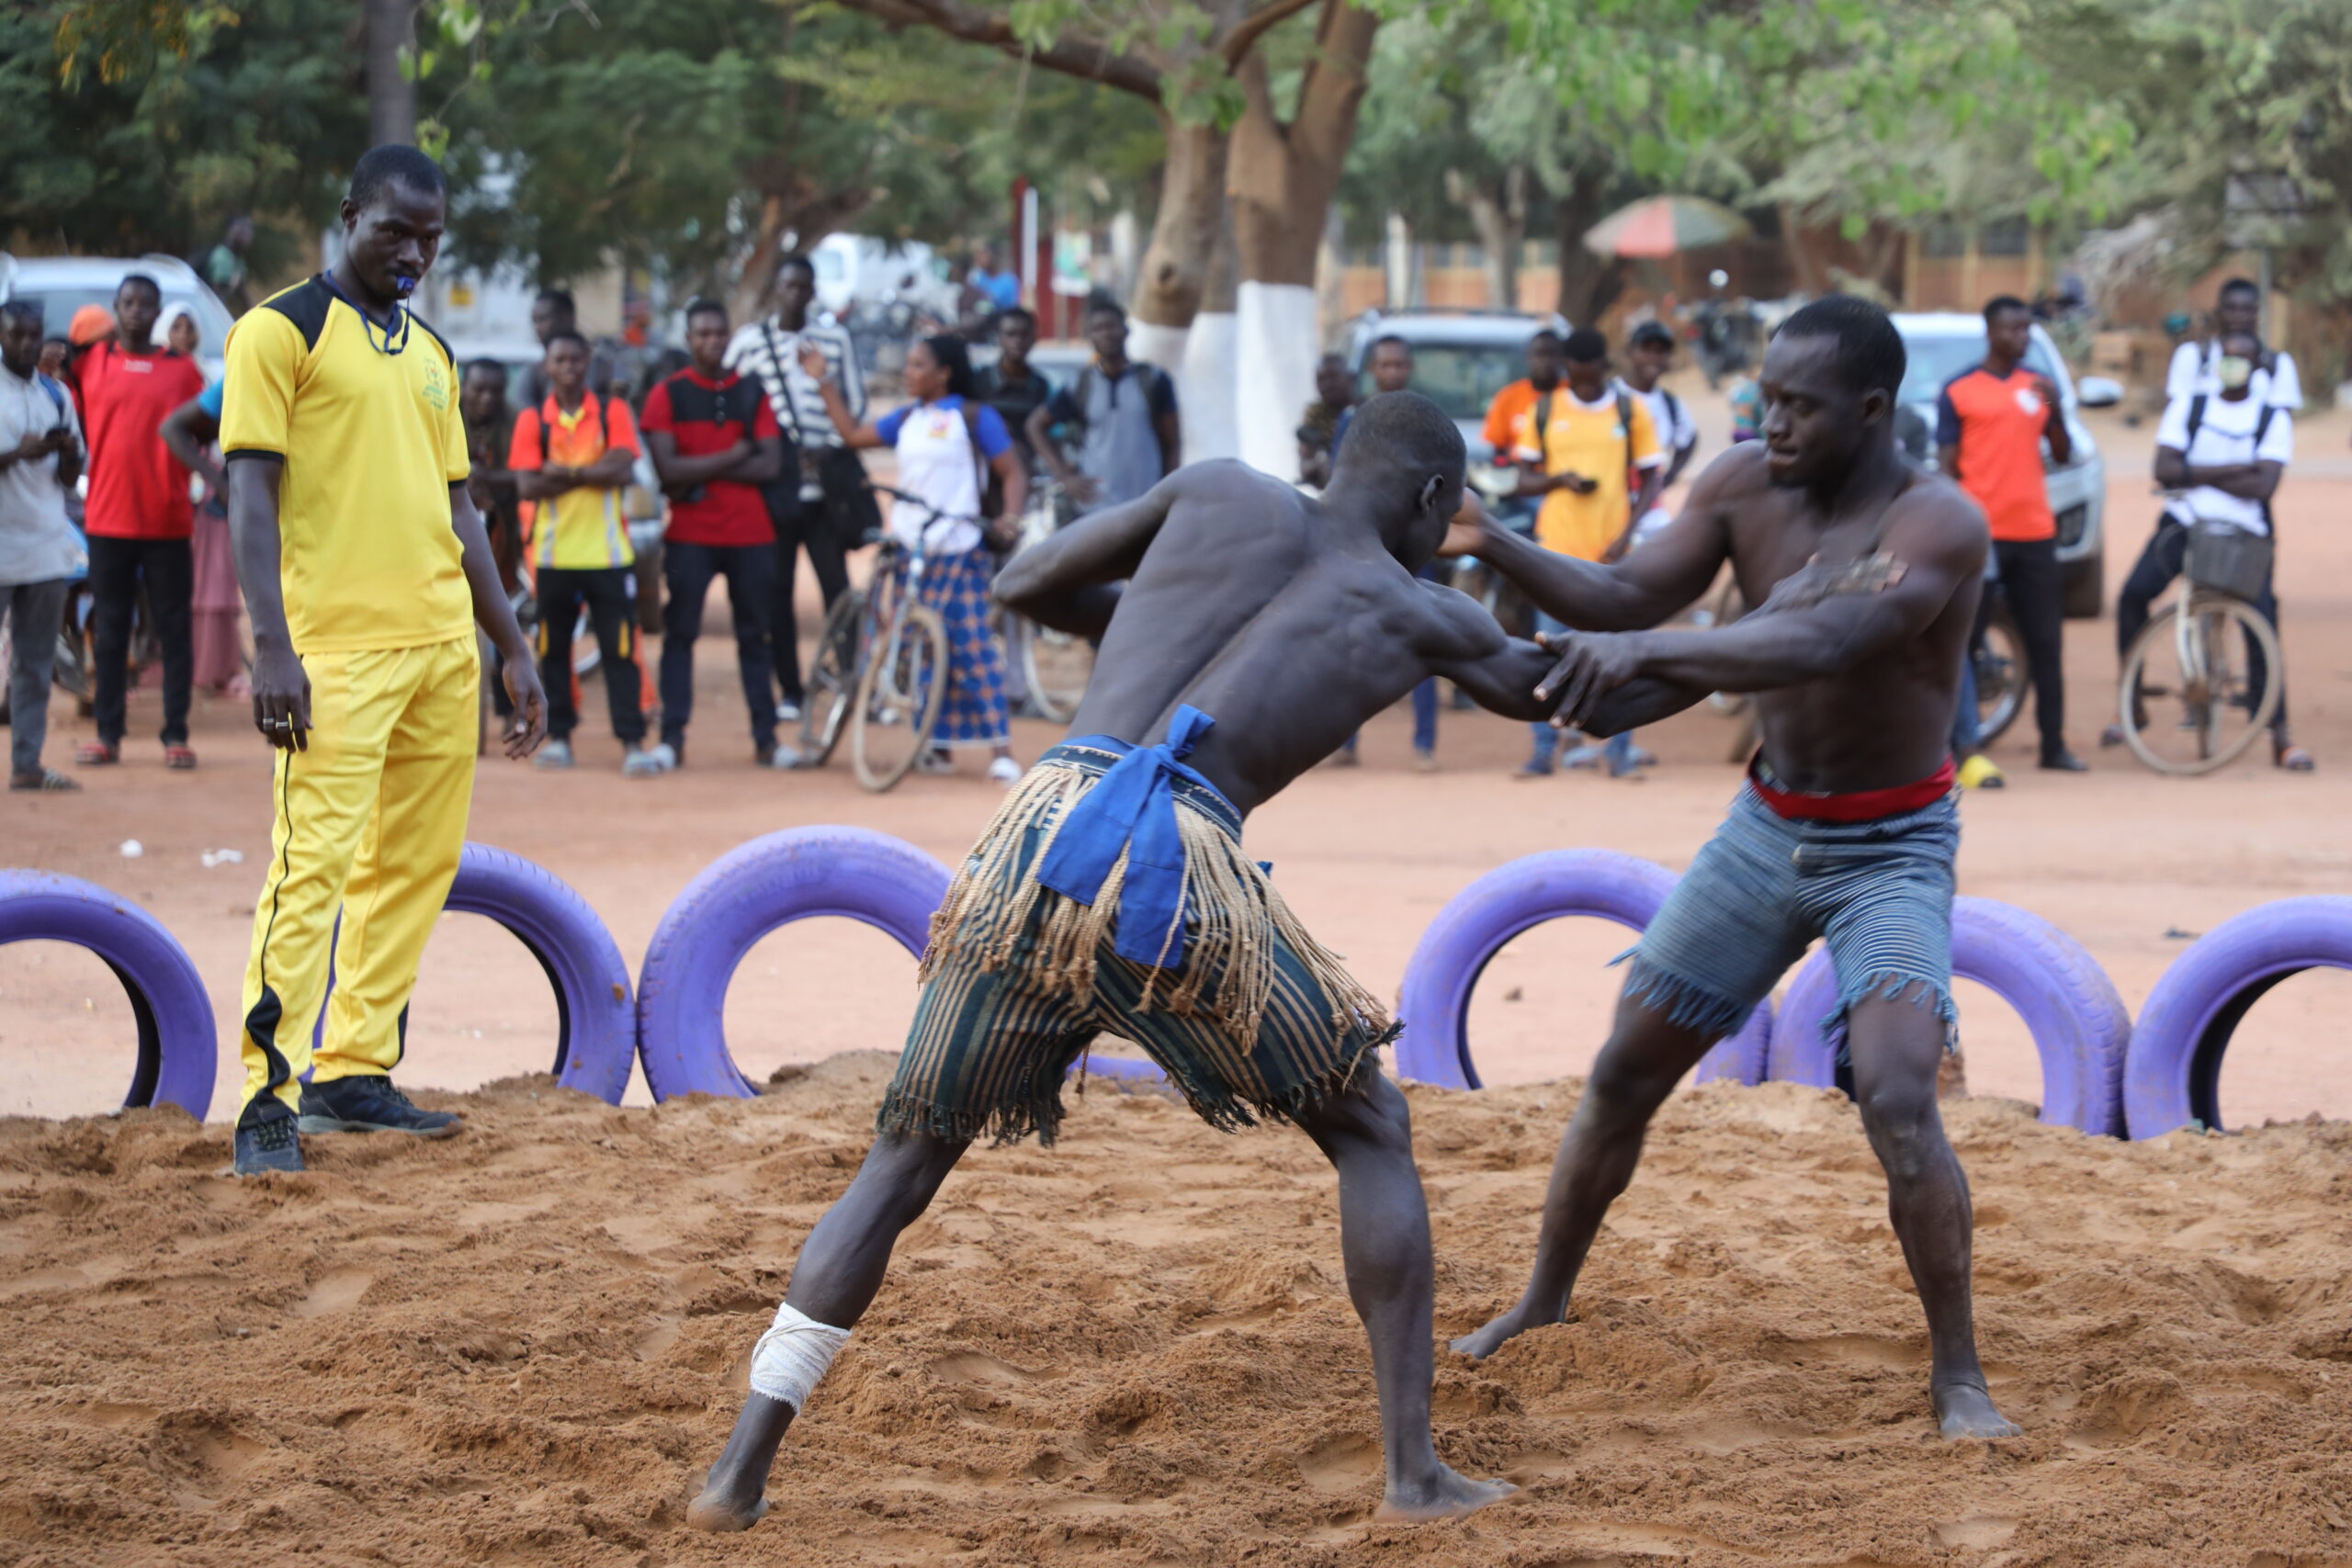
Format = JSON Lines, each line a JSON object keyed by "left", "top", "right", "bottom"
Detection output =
{"left": 1747, "top": 754, "right": 1957, "bottom": 822}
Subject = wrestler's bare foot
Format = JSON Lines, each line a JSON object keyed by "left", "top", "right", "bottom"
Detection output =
{"left": 1448, "top": 1303, "right": 1558, "bottom": 1361}
{"left": 684, "top": 1483, "right": 768, "bottom": 1533}
{"left": 686, "top": 1393, "right": 795, "bottom": 1532}
{"left": 1375, "top": 1464, "right": 1517, "bottom": 1522}
{"left": 1934, "top": 1380, "right": 2022, "bottom": 1440}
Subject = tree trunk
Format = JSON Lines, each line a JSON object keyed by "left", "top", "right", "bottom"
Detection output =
{"left": 1177, "top": 209, "right": 1243, "bottom": 463}
{"left": 1781, "top": 203, "right": 1824, "bottom": 296}
{"left": 1228, "top": 0, "right": 1378, "bottom": 477}
{"left": 365, "top": 0, "right": 417, "bottom": 146}
{"left": 1135, "top": 115, "right": 1230, "bottom": 334}
{"left": 1555, "top": 182, "right": 1624, "bottom": 326}
{"left": 1454, "top": 166, "right": 1525, "bottom": 311}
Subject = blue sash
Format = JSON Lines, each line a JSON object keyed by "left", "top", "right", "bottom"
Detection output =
{"left": 1035, "top": 705, "right": 1228, "bottom": 970}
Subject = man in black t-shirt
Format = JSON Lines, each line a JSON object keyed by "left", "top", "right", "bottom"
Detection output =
{"left": 973, "top": 307, "right": 1051, "bottom": 481}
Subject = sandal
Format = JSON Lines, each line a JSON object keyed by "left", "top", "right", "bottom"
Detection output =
{"left": 2275, "top": 744, "right": 2315, "bottom": 773}
{"left": 8, "top": 768, "right": 82, "bottom": 793}
{"left": 74, "top": 741, "right": 119, "bottom": 766}
{"left": 164, "top": 745, "right": 198, "bottom": 771}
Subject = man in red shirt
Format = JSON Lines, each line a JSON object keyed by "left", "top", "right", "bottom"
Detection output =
{"left": 75, "top": 273, "right": 208, "bottom": 768}
{"left": 639, "top": 299, "right": 786, "bottom": 769}
{"left": 1936, "top": 296, "right": 2083, "bottom": 773}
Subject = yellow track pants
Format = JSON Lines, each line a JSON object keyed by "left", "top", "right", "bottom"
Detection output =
{"left": 235, "top": 637, "right": 480, "bottom": 1127}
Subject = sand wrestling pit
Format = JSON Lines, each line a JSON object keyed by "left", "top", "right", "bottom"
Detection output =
{"left": 1, "top": 1052, "right": 2347, "bottom": 1567}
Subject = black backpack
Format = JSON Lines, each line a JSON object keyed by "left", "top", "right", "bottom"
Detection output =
{"left": 2181, "top": 393, "right": 2281, "bottom": 530}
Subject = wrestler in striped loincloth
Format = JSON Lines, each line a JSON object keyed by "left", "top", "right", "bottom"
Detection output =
{"left": 690, "top": 395, "right": 1566, "bottom": 1530}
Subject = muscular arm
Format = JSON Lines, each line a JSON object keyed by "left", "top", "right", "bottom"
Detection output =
{"left": 1460, "top": 453, "right": 1738, "bottom": 630}
{"left": 1538, "top": 487, "right": 1985, "bottom": 728}
{"left": 1414, "top": 581, "right": 1564, "bottom": 723}
{"left": 992, "top": 471, "right": 1181, "bottom": 635}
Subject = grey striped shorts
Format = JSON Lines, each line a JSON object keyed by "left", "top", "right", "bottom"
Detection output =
{"left": 1624, "top": 784, "right": 1960, "bottom": 1056}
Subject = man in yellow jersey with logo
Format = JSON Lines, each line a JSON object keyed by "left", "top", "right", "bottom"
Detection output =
{"left": 221, "top": 145, "right": 547, "bottom": 1176}
{"left": 1510, "top": 326, "right": 1663, "bottom": 779}
{"left": 508, "top": 329, "right": 662, "bottom": 774}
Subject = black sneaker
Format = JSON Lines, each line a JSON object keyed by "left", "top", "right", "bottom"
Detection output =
{"left": 297, "top": 1077, "right": 463, "bottom": 1138}
{"left": 233, "top": 1116, "right": 307, "bottom": 1176}
{"left": 2039, "top": 748, "right": 2089, "bottom": 773}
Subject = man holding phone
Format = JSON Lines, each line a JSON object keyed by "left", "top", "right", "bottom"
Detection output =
{"left": 0, "top": 300, "right": 85, "bottom": 791}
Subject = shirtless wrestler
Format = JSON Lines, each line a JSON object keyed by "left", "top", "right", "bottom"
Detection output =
{"left": 688, "top": 391, "right": 1562, "bottom": 1530}
{"left": 1448, "top": 295, "right": 2020, "bottom": 1441}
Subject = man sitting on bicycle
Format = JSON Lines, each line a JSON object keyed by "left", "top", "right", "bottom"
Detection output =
{"left": 2104, "top": 328, "right": 2310, "bottom": 772}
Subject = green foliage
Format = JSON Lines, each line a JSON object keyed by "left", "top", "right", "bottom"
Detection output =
{"left": 2, "top": 0, "right": 364, "bottom": 265}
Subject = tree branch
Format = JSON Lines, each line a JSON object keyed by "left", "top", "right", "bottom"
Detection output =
{"left": 1289, "top": 0, "right": 1377, "bottom": 174}
{"left": 1215, "top": 0, "right": 1321, "bottom": 70}
{"left": 840, "top": 0, "right": 1162, "bottom": 101}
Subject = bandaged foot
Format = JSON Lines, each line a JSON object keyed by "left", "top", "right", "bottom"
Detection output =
{"left": 686, "top": 1301, "right": 854, "bottom": 1534}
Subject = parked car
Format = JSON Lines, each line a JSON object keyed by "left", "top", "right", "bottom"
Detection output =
{"left": 0, "top": 253, "right": 237, "bottom": 380}
{"left": 1343, "top": 308, "right": 1569, "bottom": 496}
{"left": 1891, "top": 312, "right": 2118, "bottom": 619}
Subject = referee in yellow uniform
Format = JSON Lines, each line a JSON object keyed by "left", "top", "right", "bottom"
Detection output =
{"left": 222, "top": 145, "right": 547, "bottom": 1176}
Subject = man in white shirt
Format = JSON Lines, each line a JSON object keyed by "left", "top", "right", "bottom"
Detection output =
{"left": 0, "top": 300, "right": 86, "bottom": 791}
{"left": 2166, "top": 277, "right": 2301, "bottom": 411}
{"left": 723, "top": 253, "right": 873, "bottom": 720}
{"left": 1620, "top": 321, "right": 1699, "bottom": 547}
{"left": 2109, "top": 329, "right": 2310, "bottom": 770}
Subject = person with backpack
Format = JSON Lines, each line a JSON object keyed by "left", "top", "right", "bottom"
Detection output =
{"left": 1508, "top": 326, "right": 1662, "bottom": 778}
{"left": 509, "top": 330, "right": 663, "bottom": 776}
{"left": 0, "top": 299, "right": 85, "bottom": 791}
{"left": 1621, "top": 321, "right": 1700, "bottom": 542}
{"left": 640, "top": 299, "right": 789, "bottom": 770}
{"left": 1027, "top": 298, "right": 1179, "bottom": 516}
{"left": 801, "top": 333, "right": 1028, "bottom": 784}
{"left": 1935, "top": 296, "right": 2083, "bottom": 774}
{"left": 2105, "top": 328, "right": 2310, "bottom": 772}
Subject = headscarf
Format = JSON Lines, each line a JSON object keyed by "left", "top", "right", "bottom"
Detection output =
{"left": 68, "top": 304, "right": 115, "bottom": 347}
{"left": 157, "top": 301, "right": 199, "bottom": 355}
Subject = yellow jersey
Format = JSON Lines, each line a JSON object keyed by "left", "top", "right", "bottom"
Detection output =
{"left": 1513, "top": 388, "right": 1663, "bottom": 561}
{"left": 220, "top": 276, "right": 474, "bottom": 655}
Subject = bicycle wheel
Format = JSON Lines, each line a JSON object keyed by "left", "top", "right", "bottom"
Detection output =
{"left": 797, "top": 587, "right": 865, "bottom": 765}
{"left": 1019, "top": 619, "right": 1093, "bottom": 725}
{"left": 851, "top": 603, "right": 948, "bottom": 793}
{"left": 1973, "top": 601, "right": 2027, "bottom": 746}
{"left": 2119, "top": 596, "right": 2281, "bottom": 776}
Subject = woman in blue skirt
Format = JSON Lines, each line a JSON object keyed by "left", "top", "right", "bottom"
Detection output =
{"left": 802, "top": 333, "right": 1029, "bottom": 782}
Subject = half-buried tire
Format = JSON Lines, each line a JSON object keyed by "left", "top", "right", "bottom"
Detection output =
{"left": 0, "top": 871, "right": 214, "bottom": 1119}
{"left": 1394, "top": 849, "right": 1773, "bottom": 1092}
{"left": 305, "top": 843, "right": 639, "bottom": 1104}
{"left": 637, "top": 828, "right": 955, "bottom": 1100}
{"left": 1767, "top": 895, "right": 2130, "bottom": 1136}
{"left": 2125, "top": 896, "right": 2352, "bottom": 1138}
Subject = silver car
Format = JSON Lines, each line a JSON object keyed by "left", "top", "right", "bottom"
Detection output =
{"left": 0, "top": 253, "right": 238, "bottom": 382}
{"left": 1345, "top": 308, "right": 1571, "bottom": 497}
{"left": 1891, "top": 312, "right": 2116, "bottom": 619}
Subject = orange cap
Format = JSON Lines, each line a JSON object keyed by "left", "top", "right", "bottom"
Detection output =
{"left": 69, "top": 304, "right": 115, "bottom": 346}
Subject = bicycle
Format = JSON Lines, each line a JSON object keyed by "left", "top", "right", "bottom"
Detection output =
{"left": 797, "top": 485, "right": 971, "bottom": 793}
{"left": 996, "top": 476, "right": 1095, "bottom": 724}
{"left": 2114, "top": 514, "right": 2280, "bottom": 776}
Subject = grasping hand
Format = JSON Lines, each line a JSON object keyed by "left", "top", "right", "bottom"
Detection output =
{"left": 251, "top": 647, "right": 311, "bottom": 751}
{"left": 1534, "top": 630, "right": 1646, "bottom": 730}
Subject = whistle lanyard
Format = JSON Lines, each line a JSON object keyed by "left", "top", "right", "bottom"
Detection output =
{"left": 319, "top": 271, "right": 411, "bottom": 357}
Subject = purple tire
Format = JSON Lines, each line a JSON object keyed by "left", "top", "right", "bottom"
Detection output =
{"left": 1767, "top": 895, "right": 2130, "bottom": 1135}
{"left": 2125, "top": 896, "right": 2352, "bottom": 1138}
{"left": 0, "top": 871, "right": 214, "bottom": 1120}
{"left": 308, "top": 843, "right": 639, "bottom": 1105}
{"left": 636, "top": 828, "right": 955, "bottom": 1100}
{"left": 1394, "top": 849, "right": 1772, "bottom": 1091}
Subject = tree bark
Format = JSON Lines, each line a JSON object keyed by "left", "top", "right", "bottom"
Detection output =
{"left": 1781, "top": 202, "right": 1824, "bottom": 296}
{"left": 1453, "top": 166, "right": 1525, "bottom": 311}
{"left": 1136, "top": 115, "right": 1232, "bottom": 332}
{"left": 1227, "top": 0, "right": 1379, "bottom": 288}
{"left": 1555, "top": 181, "right": 1624, "bottom": 325}
{"left": 365, "top": 0, "right": 417, "bottom": 146}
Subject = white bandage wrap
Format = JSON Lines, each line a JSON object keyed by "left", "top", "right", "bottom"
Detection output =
{"left": 748, "top": 1301, "right": 853, "bottom": 1412}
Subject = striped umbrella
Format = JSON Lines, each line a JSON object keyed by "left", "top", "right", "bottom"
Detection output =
{"left": 1582, "top": 195, "right": 1753, "bottom": 258}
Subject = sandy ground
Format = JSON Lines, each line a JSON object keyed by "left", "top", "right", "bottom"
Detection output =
{"left": 2, "top": 384, "right": 2350, "bottom": 1565}
{"left": 0, "top": 1057, "right": 2346, "bottom": 1567}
